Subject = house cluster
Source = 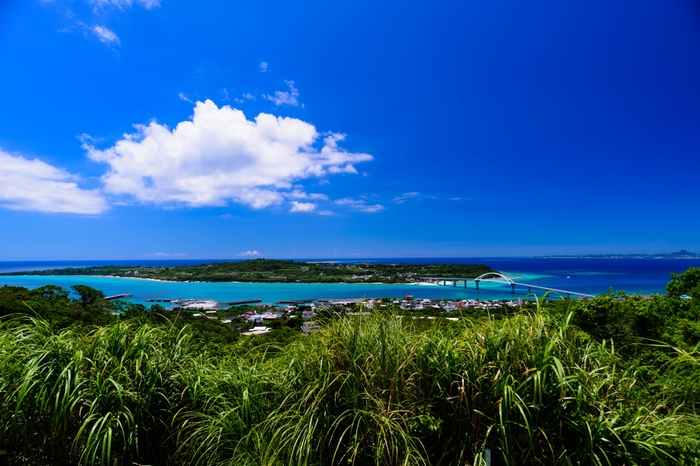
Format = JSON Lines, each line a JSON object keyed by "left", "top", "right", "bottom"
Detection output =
{"left": 389, "top": 296, "right": 522, "bottom": 311}
{"left": 186, "top": 295, "right": 527, "bottom": 336}
{"left": 218, "top": 303, "right": 319, "bottom": 325}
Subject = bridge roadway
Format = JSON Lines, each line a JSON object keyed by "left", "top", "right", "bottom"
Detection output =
{"left": 420, "top": 272, "right": 594, "bottom": 299}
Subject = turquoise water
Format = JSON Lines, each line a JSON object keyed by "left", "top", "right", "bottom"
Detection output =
{"left": 0, "top": 274, "right": 546, "bottom": 306}
{"left": 2, "top": 258, "right": 699, "bottom": 306}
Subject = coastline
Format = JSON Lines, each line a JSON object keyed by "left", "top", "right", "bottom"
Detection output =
{"left": 1, "top": 273, "right": 458, "bottom": 286}
{"left": 2, "top": 258, "right": 690, "bottom": 303}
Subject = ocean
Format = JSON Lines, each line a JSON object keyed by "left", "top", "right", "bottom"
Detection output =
{"left": 0, "top": 257, "right": 698, "bottom": 306}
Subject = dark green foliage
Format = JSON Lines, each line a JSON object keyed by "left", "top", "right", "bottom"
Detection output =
{"left": 2, "top": 270, "right": 700, "bottom": 464}
{"left": 70, "top": 284, "right": 106, "bottom": 308}
{"left": 0, "top": 259, "right": 495, "bottom": 283}
{"left": 666, "top": 267, "right": 700, "bottom": 298}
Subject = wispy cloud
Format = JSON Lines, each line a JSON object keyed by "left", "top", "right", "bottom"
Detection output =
{"left": 142, "top": 252, "right": 187, "bottom": 257}
{"left": 178, "top": 92, "right": 194, "bottom": 103}
{"left": 91, "top": 25, "right": 120, "bottom": 45}
{"left": 392, "top": 192, "right": 420, "bottom": 204}
{"left": 392, "top": 192, "right": 468, "bottom": 203}
{"left": 43, "top": 0, "right": 158, "bottom": 48}
{"left": 237, "top": 250, "right": 261, "bottom": 257}
{"left": 259, "top": 61, "right": 268, "bottom": 72}
{"left": 264, "top": 80, "right": 299, "bottom": 107}
{"left": 90, "top": 0, "right": 161, "bottom": 11}
{"left": 286, "top": 190, "right": 328, "bottom": 200}
{"left": 242, "top": 92, "right": 256, "bottom": 100}
{"left": 334, "top": 197, "right": 384, "bottom": 213}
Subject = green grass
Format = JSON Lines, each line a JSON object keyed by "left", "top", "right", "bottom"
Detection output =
{"left": 1, "top": 308, "right": 699, "bottom": 465}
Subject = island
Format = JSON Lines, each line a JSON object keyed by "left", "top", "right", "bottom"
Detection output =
{"left": 0, "top": 258, "right": 495, "bottom": 283}
{"left": 541, "top": 249, "right": 700, "bottom": 259}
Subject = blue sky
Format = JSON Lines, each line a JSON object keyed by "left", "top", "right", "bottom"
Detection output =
{"left": 1, "top": 0, "right": 700, "bottom": 260}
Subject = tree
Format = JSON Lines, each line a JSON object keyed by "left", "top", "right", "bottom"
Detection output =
{"left": 71, "top": 285, "right": 108, "bottom": 312}
{"left": 666, "top": 267, "right": 700, "bottom": 298}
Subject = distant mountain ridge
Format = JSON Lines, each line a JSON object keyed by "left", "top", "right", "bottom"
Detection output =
{"left": 542, "top": 249, "right": 700, "bottom": 259}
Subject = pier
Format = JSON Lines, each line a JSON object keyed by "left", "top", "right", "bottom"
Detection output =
{"left": 421, "top": 272, "right": 594, "bottom": 299}
{"left": 219, "top": 299, "right": 262, "bottom": 306}
{"left": 275, "top": 298, "right": 319, "bottom": 304}
{"left": 105, "top": 293, "right": 133, "bottom": 300}
{"left": 146, "top": 298, "right": 262, "bottom": 306}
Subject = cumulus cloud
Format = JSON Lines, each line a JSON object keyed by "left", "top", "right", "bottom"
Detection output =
{"left": 84, "top": 100, "right": 372, "bottom": 209}
{"left": 335, "top": 197, "right": 384, "bottom": 213}
{"left": 259, "top": 61, "right": 268, "bottom": 72}
{"left": 0, "top": 149, "right": 107, "bottom": 214}
{"left": 290, "top": 201, "right": 317, "bottom": 212}
{"left": 264, "top": 80, "right": 299, "bottom": 107}
{"left": 91, "top": 25, "right": 120, "bottom": 45}
{"left": 237, "top": 250, "right": 261, "bottom": 257}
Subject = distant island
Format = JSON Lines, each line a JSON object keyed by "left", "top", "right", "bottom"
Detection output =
{"left": 541, "top": 249, "right": 700, "bottom": 259}
{"left": 0, "top": 259, "right": 494, "bottom": 284}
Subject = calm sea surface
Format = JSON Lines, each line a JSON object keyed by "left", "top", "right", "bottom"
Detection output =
{"left": 1, "top": 258, "right": 698, "bottom": 305}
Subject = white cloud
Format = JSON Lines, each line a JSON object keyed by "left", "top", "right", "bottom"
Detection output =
{"left": 0, "top": 149, "right": 107, "bottom": 214}
{"left": 242, "top": 92, "right": 256, "bottom": 100}
{"left": 335, "top": 197, "right": 384, "bottom": 213}
{"left": 392, "top": 191, "right": 420, "bottom": 204}
{"left": 221, "top": 89, "right": 230, "bottom": 101}
{"left": 286, "top": 190, "right": 328, "bottom": 200}
{"left": 259, "top": 61, "right": 268, "bottom": 72}
{"left": 237, "top": 250, "right": 261, "bottom": 257}
{"left": 290, "top": 201, "right": 317, "bottom": 212}
{"left": 178, "top": 92, "right": 194, "bottom": 103}
{"left": 91, "top": 25, "right": 120, "bottom": 45}
{"left": 264, "top": 80, "right": 299, "bottom": 107}
{"left": 90, "top": 0, "right": 160, "bottom": 10}
{"left": 84, "top": 100, "right": 373, "bottom": 209}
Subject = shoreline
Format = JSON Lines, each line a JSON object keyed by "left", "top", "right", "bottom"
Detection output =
{"left": 0, "top": 274, "right": 457, "bottom": 286}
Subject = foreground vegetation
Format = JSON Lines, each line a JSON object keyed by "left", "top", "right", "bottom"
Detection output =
{"left": 0, "top": 259, "right": 494, "bottom": 283}
{"left": 0, "top": 269, "right": 699, "bottom": 465}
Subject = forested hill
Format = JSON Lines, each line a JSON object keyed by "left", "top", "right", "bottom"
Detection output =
{"left": 0, "top": 259, "right": 494, "bottom": 283}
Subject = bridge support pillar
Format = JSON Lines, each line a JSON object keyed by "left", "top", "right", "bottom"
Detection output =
{"left": 443, "top": 279, "right": 447, "bottom": 286}
{"left": 453, "top": 280, "right": 456, "bottom": 287}
{"left": 475, "top": 280, "right": 479, "bottom": 290}
{"left": 464, "top": 280, "right": 467, "bottom": 288}
{"left": 566, "top": 293, "right": 570, "bottom": 299}
{"left": 511, "top": 283, "right": 515, "bottom": 294}
{"left": 528, "top": 286, "right": 531, "bottom": 294}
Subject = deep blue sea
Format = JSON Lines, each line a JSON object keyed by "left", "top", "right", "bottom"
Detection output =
{"left": 1, "top": 258, "right": 698, "bottom": 306}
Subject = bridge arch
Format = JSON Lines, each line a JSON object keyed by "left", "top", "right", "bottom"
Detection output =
{"left": 474, "top": 272, "right": 515, "bottom": 285}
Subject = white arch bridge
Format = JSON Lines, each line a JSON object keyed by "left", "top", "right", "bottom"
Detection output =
{"left": 420, "top": 272, "right": 594, "bottom": 299}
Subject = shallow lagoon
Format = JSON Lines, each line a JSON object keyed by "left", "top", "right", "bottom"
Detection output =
{"left": 1, "top": 258, "right": 699, "bottom": 305}
{"left": 0, "top": 275, "right": 546, "bottom": 306}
